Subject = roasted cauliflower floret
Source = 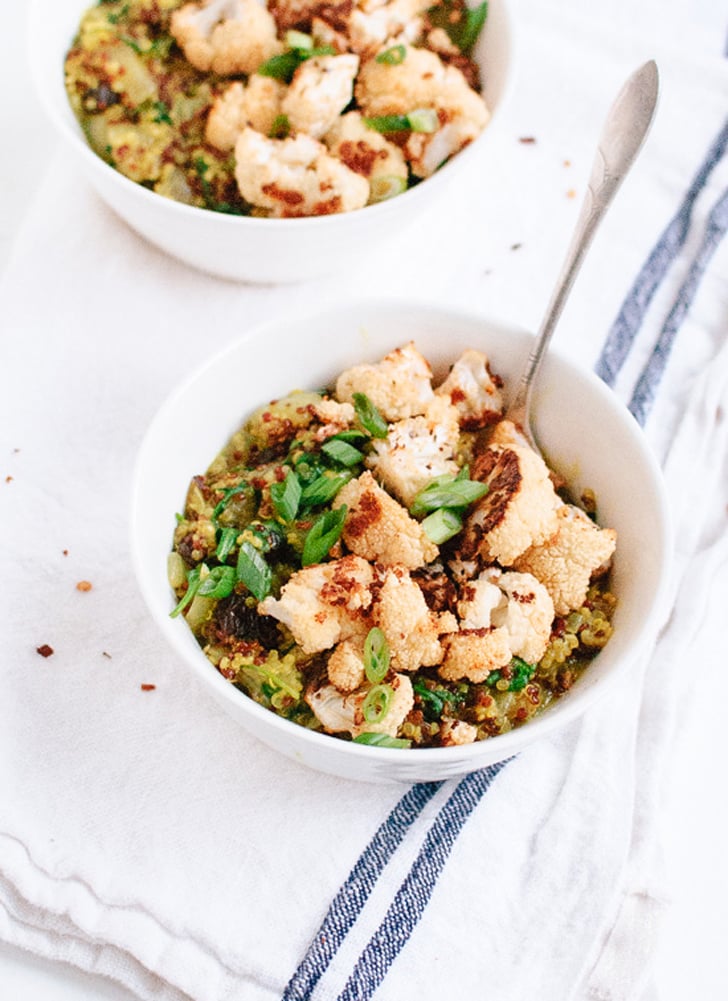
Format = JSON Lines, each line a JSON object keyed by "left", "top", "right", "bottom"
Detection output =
{"left": 459, "top": 444, "right": 560, "bottom": 566}
{"left": 348, "top": 0, "right": 429, "bottom": 55}
{"left": 306, "top": 672, "right": 414, "bottom": 738}
{"left": 170, "top": 0, "right": 281, "bottom": 75}
{"left": 335, "top": 341, "right": 434, "bottom": 420}
{"left": 375, "top": 566, "right": 443, "bottom": 672}
{"left": 355, "top": 45, "right": 489, "bottom": 177}
{"left": 435, "top": 349, "right": 504, "bottom": 430}
{"left": 334, "top": 471, "right": 438, "bottom": 568}
{"left": 310, "top": 397, "right": 356, "bottom": 440}
{"left": 438, "top": 628, "right": 512, "bottom": 683}
{"left": 258, "top": 554, "right": 375, "bottom": 653}
{"left": 514, "top": 505, "right": 617, "bottom": 616}
{"left": 327, "top": 639, "right": 366, "bottom": 692}
{"left": 205, "top": 76, "right": 286, "bottom": 151}
{"left": 458, "top": 568, "right": 554, "bottom": 666}
{"left": 282, "top": 54, "right": 359, "bottom": 139}
{"left": 234, "top": 127, "right": 369, "bottom": 216}
{"left": 439, "top": 718, "right": 478, "bottom": 746}
{"left": 367, "top": 395, "right": 461, "bottom": 508}
{"left": 324, "top": 111, "right": 408, "bottom": 199}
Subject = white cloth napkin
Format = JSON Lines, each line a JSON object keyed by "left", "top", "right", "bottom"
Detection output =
{"left": 2, "top": 1, "right": 728, "bottom": 998}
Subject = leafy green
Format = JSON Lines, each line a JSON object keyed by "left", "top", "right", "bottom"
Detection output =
{"left": 301, "top": 505, "right": 347, "bottom": 566}
{"left": 236, "top": 542, "right": 272, "bottom": 601}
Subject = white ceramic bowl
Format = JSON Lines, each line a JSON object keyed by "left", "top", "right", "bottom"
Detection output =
{"left": 29, "top": 0, "right": 513, "bottom": 283}
{"left": 131, "top": 299, "right": 671, "bottom": 784}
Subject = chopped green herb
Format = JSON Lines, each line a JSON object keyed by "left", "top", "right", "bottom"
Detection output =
{"left": 300, "top": 471, "right": 352, "bottom": 508}
{"left": 121, "top": 35, "right": 143, "bottom": 54}
{"left": 353, "top": 392, "right": 389, "bottom": 439}
{"left": 362, "top": 683, "right": 393, "bottom": 724}
{"left": 406, "top": 108, "right": 439, "bottom": 133}
{"left": 427, "top": 0, "right": 488, "bottom": 55}
{"left": 236, "top": 541, "right": 272, "bottom": 601}
{"left": 198, "top": 565, "right": 236, "bottom": 599}
{"left": 285, "top": 29, "right": 313, "bottom": 50}
{"left": 212, "top": 483, "right": 248, "bottom": 522}
{"left": 170, "top": 566, "right": 201, "bottom": 618}
{"left": 375, "top": 44, "right": 406, "bottom": 65}
{"left": 270, "top": 469, "right": 301, "bottom": 523}
{"left": 257, "top": 45, "right": 336, "bottom": 82}
{"left": 486, "top": 658, "right": 536, "bottom": 691}
{"left": 216, "top": 526, "right": 239, "bottom": 562}
{"left": 321, "top": 438, "right": 365, "bottom": 467}
{"left": 301, "top": 505, "right": 347, "bottom": 566}
{"left": 328, "top": 430, "right": 369, "bottom": 446}
{"left": 353, "top": 732, "right": 412, "bottom": 748}
{"left": 364, "top": 627, "right": 390, "bottom": 684}
{"left": 363, "top": 108, "right": 438, "bottom": 134}
{"left": 413, "top": 679, "right": 466, "bottom": 718}
{"left": 152, "top": 100, "right": 172, "bottom": 125}
{"left": 410, "top": 474, "right": 487, "bottom": 516}
{"left": 369, "top": 175, "right": 407, "bottom": 202}
{"left": 268, "top": 113, "right": 291, "bottom": 139}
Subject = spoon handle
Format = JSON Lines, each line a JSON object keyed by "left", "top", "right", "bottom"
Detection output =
{"left": 507, "top": 60, "right": 660, "bottom": 435}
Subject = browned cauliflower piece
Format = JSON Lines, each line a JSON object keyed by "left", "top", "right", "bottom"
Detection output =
{"left": 486, "top": 418, "right": 533, "bottom": 450}
{"left": 205, "top": 77, "right": 286, "bottom": 151}
{"left": 348, "top": 0, "right": 430, "bottom": 55}
{"left": 258, "top": 554, "right": 375, "bottom": 653}
{"left": 374, "top": 566, "right": 443, "bottom": 671}
{"left": 513, "top": 505, "right": 617, "bottom": 616}
{"left": 306, "top": 672, "right": 414, "bottom": 737}
{"left": 309, "top": 397, "right": 356, "bottom": 441}
{"left": 324, "top": 111, "right": 408, "bottom": 201}
{"left": 366, "top": 395, "right": 460, "bottom": 508}
{"left": 435, "top": 349, "right": 504, "bottom": 430}
{"left": 327, "top": 639, "right": 366, "bottom": 692}
{"left": 458, "top": 568, "right": 554, "bottom": 666}
{"left": 439, "top": 718, "right": 478, "bottom": 746}
{"left": 333, "top": 471, "right": 438, "bottom": 569}
{"left": 438, "top": 628, "right": 512, "bottom": 683}
{"left": 355, "top": 45, "right": 490, "bottom": 177}
{"left": 170, "top": 0, "right": 281, "bottom": 75}
{"left": 234, "top": 128, "right": 370, "bottom": 216}
{"left": 282, "top": 54, "right": 359, "bottom": 139}
{"left": 335, "top": 341, "right": 434, "bottom": 420}
{"left": 459, "top": 444, "right": 560, "bottom": 566}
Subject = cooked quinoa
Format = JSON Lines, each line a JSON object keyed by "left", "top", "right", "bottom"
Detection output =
{"left": 64, "top": 0, "right": 491, "bottom": 217}
{"left": 168, "top": 343, "right": 618, "bottom": 749}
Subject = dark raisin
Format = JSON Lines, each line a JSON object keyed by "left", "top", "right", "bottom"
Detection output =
{"left": 82, "top": 84, "right": 121, "bottom": 112}
{"left": 213, "top": 594, "right": 280, "bottom": 648}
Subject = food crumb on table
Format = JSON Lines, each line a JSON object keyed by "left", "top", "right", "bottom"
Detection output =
{"left": 36, "top": 644, "right": 54, "bottom": 658}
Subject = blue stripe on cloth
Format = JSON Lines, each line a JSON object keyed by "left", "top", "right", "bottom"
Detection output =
{"left": 628, "top": 184, "right": 728, "bottom": 425}
{"left": 282, "top": 779, "right": 443, "bottom": 1001}
{"left": 335, "top": 761, "right": 510, "bottom": 1001}
{"left": 595, "top": 117, "right": 728, "bottom": 388}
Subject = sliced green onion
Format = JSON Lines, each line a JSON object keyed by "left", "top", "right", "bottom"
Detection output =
{"left": 212, "top": 483, "right": 248, "bottom": 521}
{"left": 216, "top": 525, "right": 239, "bottom": 562}
{"left": 321, "top": 438, "right": 365, "bottom": 468}
{"left": 508, "top": 657, "right": 536, "bottom": 691}
{"left": 363, "top": 114, "right": 411, "bottom": 133}
{"left": 407, "top": 107, "right": 439, "bottom": 133}
{"left": 362, "top": 683, "right": 393, "bottom": 724}
{"left": 353, "top": 732, "right": 412, "bottom": 748}
{"left": 352, "top": 392, "right": 388, "bottom": 439}
{"left": 247, "top": 519, "right": 284, "bottom": 554}
{"left": 268, "top": 113, "right": 290, "bottom": 139}
{"left": 410, "top": 475, "right": 487, "bottom": 516}
{"left": 257, "top": 51, "right": 302, "bottom": 82}
{"left": 170, "top": 566, "right": 201, "bottom": 618}
{"left": 285, "top": 29, "right": 313, "bottom": 50}
{"left": 364, "top": 627, "right": 390, "bottom": 684}
{"left": 197, "top": 564, "right": 236, "bottom": 599}
{"left": 375, "top": 44, "right": 406, "bottom": 65}
{"left": 301, "top": 505, "right": 347, "bottom": 566}
{"left": 236, "top": 541, "right": 272, "bottom": 601}
{"left": 300, "top": 471, "right": 352, "bottom": 507}
{"left": 270, "top": 469, "right": 301, "bottom": 523}
{"left": 328, "top": 430, "right": 369, "bottom": 445}
{"left": 369, "top": 174, "right": 407, "bottom": 202}
{"left": 459, "top": 1, "right": 489, "bottom": 54}
{"left": 422, "top": 507, "right": 463, "bottom": 544}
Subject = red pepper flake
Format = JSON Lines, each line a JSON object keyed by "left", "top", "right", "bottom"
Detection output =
{"left": 5, "top": 476, "right": 13, "bottom": 483}
{"left": 518, "top": 136, "right": 537, "bottom": 144}
{"left": 76, "top": 580, "right": 93, "bottom": 592}
{"left": 62, "top": 549, "right": 69, "bottom": 556}
{"left": 141, "top": 683, "right": 156, "bottom": 691}
{"left": 37, "top": 644, "right": 54, "bottom": 658}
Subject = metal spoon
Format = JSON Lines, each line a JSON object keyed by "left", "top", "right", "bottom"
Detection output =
{"left": 504, "top": 60, "right": 660, "bottom": 451}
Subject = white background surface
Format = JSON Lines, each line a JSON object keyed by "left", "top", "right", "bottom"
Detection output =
{"left": 2, "top": 1, "right": 727, "bottom": 998}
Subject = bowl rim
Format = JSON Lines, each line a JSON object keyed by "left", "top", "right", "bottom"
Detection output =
{"left": 28, "top": 0, "right": 516, "bottom": 230}
{"left": 129, "top": 295, "right": 673, "bottom": 766}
